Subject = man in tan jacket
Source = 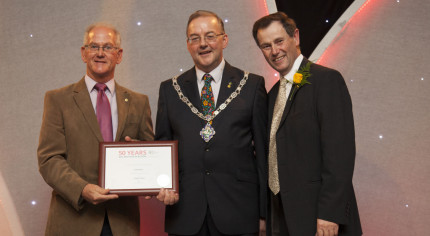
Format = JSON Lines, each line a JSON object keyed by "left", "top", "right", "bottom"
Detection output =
{"left": 37, "top": 23, "right": 154, "bottom": 235}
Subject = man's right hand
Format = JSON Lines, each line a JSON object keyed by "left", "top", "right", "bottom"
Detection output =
{"left": 81, "top": 184, "right": 119, "bottom": 205}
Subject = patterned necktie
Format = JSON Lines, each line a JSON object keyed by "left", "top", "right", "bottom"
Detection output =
{"left": 268, "top": 78, "right": 288, "bottom": 195}
{"left": 94, "top": 83, "right": 113, "bottom": 142}
{"left": 201, "top": 74, "right": 215, "bottom": 116}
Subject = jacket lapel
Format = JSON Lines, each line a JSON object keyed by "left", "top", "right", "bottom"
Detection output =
{"left": 268, "top": 81, "right": 280, "bottom": 128}
{"left": 181, "top": 67, "right": 203, "bottom": 113}
{"left": 279, "top": 90, "right": 294, "bottom": 128}
{"left": 278, "top": 58, "right": 310, "bottom": 127}
{"left": 73, "top": 78, "right": 104, "bottom": 142}
{"left": 115, "top": 83, "right": 130, "bottom": 141}
{"left": 216, "top": 62, "right": 237, "bottom": 107}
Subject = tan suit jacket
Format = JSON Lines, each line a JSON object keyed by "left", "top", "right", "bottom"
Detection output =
{"left": 37, "top": 78, "right": 154, "bottom": 236}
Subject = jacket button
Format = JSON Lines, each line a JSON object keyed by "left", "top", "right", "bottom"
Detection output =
{"left": 205, "top": 170, "right": 211, "bottom": 175}
{"left": 205, "top": 148, "right": 210, "bottom": 152}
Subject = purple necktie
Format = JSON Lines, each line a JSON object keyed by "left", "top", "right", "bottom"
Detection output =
{"left": 94, "top": 83, "right": 113, "bottom": 142}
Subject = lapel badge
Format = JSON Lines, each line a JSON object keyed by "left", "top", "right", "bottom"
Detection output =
{"left": 227, "top": 82, "right": 232, "bottom": 88}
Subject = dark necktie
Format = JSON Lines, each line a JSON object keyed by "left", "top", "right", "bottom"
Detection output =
{"left": 94, "top": 83, "right": 113, "bottom": 142}
{"left": 201, "top": 74, "right": 215, "bottom": 116}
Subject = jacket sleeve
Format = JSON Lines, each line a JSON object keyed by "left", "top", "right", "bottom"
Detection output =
{"left": 37, "top": 91, "right": 88, "bottom": 211}
{"left": 316, "top": 69, "right": 356, "bottom": 225}
{"left": 251, "top": 76, "right": 268, "bottom": 219}
{"left": 155, "top": 81, "right": 173, "bottom": 141}
{"left": 137, "top": 94, "right": 155, "bottom": 141}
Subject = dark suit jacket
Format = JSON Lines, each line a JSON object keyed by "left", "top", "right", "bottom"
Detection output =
{"left": 267, "top": 58, "right": 362, "bottom": 235}
{"left": 155, "top": 62, "right": 268, "bottom": 235}
{"left": 37, "top": 78, "right": 154, "bottom": 236}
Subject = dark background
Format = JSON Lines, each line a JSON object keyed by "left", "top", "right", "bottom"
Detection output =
{"left": 275, "top": 0, "right": 354, "bottom": 57}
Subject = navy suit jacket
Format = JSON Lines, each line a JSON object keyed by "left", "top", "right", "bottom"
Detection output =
{"left": 155, "top": 62, "right": 268, "bottom": 235}
{"left": 267, "top": 58, "right": 362, "bottom": 235}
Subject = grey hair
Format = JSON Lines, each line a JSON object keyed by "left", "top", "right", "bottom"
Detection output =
{"left": 186, "top": 10, "right": 225, "bottom": 36}
{"left": 83, "top": 23, "right": 121, "bottom": 47}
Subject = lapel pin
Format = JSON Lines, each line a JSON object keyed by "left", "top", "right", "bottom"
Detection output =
{"left": 227, "top": 82, "right": 232, "bottom": 88}
{"left": 125, "top": 98, "right": 128, "bottom": 102}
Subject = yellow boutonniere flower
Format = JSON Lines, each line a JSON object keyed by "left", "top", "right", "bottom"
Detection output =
{"left": 289, "top": 61, "right": 312, "bottom": 101}
{"left": 293, "top": 73, "right": 303, "bottom": 84}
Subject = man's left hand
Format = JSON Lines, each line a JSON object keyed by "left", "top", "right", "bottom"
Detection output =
{"left": 156, "top": 188, "right": 179, "bottom": 205}
{"left": 316, "top": 219, "right": 339, "bottom": 236}
{"left": 124, "top": 136, "right": 139, "bottom": 142}
{"left": 259, "top": 219, "right": 266, "bottom": 236}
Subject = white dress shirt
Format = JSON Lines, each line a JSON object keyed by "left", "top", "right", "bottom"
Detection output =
{"left": 281, "top": 54, "right": 304, "bottom": 99}
{"left": 196, "top": 59, "right": 226, "bottom": 105}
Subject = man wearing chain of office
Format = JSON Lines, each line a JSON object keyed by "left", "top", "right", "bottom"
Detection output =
{"left": 155, "top": 10, "right": 268, "bottom": 236}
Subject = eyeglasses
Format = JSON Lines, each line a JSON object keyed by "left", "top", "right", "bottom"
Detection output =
{"left": 187, "top": 33, "right": 224, "bottom": 44}
{"left": 84, "top": 44, "right": 119, "bottom": 53}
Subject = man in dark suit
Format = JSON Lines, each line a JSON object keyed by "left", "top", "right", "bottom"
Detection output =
{"left": 155, "top": 10, "right": 267, "bottom": 236}
{"left": 37, "top": 23, "right": 154, "bottom": 235}
{"left": 252, "top": 12, "right": 362, "bottom": 236}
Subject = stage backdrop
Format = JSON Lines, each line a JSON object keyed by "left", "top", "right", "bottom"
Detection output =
{"left": 1, "top": 0, "right": 430, "bottom": 235}
{"left": 0, "top": 0, "right": 276, "bottom": 235}
{"left": 313, "top": 0, "right": 430, "bottom": 235}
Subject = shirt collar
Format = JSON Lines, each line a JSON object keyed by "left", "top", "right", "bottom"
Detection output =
{"left": 195, "top": 58, "right": 225, "bottom": 84}
{"left": 284, "top": 54, "right": 304, "bottom": 83}
{"left": 85, "top": 75, "right": 116, "bottom": 94}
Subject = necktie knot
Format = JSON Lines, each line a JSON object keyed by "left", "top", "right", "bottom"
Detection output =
{"left": 203, "top": 74, "right": 213, "bottom": 83}
{"left": 280, "top": 77, "right": 288, "bottom": 87}
{"left": 94, "top": 83, "right": 108, "bottom": 92}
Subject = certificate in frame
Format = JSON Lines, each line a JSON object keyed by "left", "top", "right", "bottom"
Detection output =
{"left": 99, "top": 141, "right": 178, "bottom": 196}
